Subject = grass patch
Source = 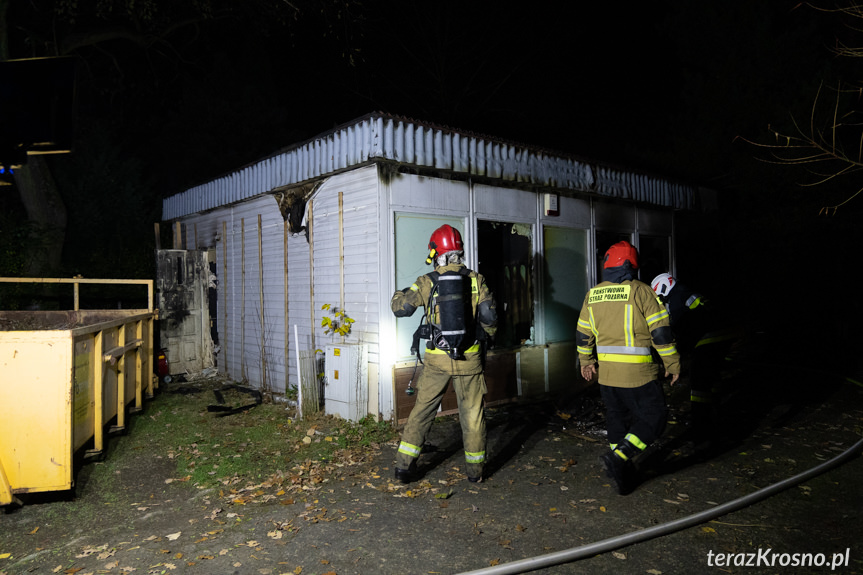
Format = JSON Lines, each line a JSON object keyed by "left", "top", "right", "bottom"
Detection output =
{"left": 129, "top": 381, "right": 398, "bottom": 489}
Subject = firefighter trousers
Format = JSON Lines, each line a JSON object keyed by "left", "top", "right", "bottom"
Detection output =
{"left": 396, "top": 363, "right": 487, "bottom": 479}
{"left": 689, "top": 338, "right": 734, "bottom": 440}
{"left": 600, "top": 380, "right": 667, "bottom": 457}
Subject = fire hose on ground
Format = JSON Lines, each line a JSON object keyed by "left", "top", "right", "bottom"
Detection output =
{"left": 457, "top": 370, "right": 863, "bottom": 575}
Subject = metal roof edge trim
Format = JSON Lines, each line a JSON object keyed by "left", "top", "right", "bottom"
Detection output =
{"left": 162, "top": 112, "right": 698, "bottom": 220}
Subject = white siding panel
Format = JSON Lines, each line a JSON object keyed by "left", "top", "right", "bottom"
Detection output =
{"left": 541, "top": 195, "right": 591, "bottom": 228}
{"left": 389, "top": 174, "right": 470, "bottom": 214}
{"left": 308, "top": 166, "right": 381, "bottom": 416}
{"left": 474, "top": 184, "right": 535, "bottom": 222}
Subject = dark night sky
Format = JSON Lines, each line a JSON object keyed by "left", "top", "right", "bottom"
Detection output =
{"left": 103, "top": 0, "right": 844, "bottom": 195}
{"left": 2, "top": 0, "right": 860, "bottom": 284}
{"left": 4, "top": 0, "right": 845, "bottom": 196}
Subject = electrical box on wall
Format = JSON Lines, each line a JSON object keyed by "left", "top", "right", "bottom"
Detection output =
{"left": 324, "top": 343, "right": 368, "bottom": 422}
{"left": 544, "top": 193, "right": 559, "bottom": 216}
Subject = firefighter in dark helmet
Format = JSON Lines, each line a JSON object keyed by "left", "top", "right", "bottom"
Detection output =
{"left": 577, "top": 241, "right": 680, "bottom": 495}
{"left": 390, "top": 224, "right": 498, "bottom": 483}
{"left": 651, "top": 273, "right": 742, "bottom": 447}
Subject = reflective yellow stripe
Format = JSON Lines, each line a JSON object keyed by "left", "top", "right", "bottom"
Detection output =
{"left": 625, "top": 433, "right": 647, "bottom": 451}
{"left": 471, "top": 277, "right": 478, "bottom": 294}
{"left": 398, "top": 441, "right": 421, "bottom": 457}
{"left": 597, "top": 353, "right": 653, "bottom": 363}
{"left": 577, "top": 318, "right": 591, "bottom": 330}
{"left": 613, "top": 449, "right": 629, "bottom": 461}
{"left": 410, "top": 283, "right": 419, "bottom": 292}
{"left": 646, "top": 308, "right": 670, "bottom": 326}
{"left": 588, "top": 307, "right": 597, "bottom": 336}
{"left": 624, "top": 304, "right": 634, "bottom": 347}
{"left": 695, "top": 327, "right": 743, "bottom": 348}
{"left": 465, "top": 450, "right": 485, "bottom": 463}
{"left": 426, "top": 343, "right": 481, "bottom": 355}
{"left": 655, "top": 344, "right": 678, "bottom": 356}
{"left": 577, "top": 345, "right": 593, "bottom": 355}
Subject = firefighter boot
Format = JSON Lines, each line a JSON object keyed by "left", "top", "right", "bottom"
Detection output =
{"left": 394, "top": 461, "right": 418, "bottom": 484}
{"left": 690, "top": 401, "right": 718, "bottom": 450}
{"left": 601, "top": 438, "right": 643, "bottom": 495}
{"left": 600, "top": 451, "right": 635, "bottom": 495}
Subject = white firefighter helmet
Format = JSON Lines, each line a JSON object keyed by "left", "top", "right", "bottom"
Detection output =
{"left": 651, "top": 273, "right": 676, "bottom": 297}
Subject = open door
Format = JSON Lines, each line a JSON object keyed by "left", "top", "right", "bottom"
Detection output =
{"left": 156, "top": 249, "right": 215, "bottom": 378}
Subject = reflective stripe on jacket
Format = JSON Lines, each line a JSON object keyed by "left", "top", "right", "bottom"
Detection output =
{"left": 576, "top": 279, "right": 680, "bottom": 388}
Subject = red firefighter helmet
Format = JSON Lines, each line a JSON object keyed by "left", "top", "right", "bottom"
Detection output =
{"left": 428, "top": 224, "right": 463, "bottom": 256}
{"left": 603, "top": 240, "right": 639, "bottom": 269}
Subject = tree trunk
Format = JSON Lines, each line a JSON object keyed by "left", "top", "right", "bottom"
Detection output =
{"left": 14, "top": 156, "right": 67, "bottom": 277}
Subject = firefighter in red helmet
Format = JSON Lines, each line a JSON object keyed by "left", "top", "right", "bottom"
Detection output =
{"left": 576, "top": 241, "right": 680, "bottom": 494}
{"left": 390, "top": 224, "right": 498, "bottom": 483}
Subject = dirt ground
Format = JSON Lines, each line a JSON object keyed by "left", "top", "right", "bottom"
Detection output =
{"left": 2, "top": 362, "right": 863, "bottom": 575}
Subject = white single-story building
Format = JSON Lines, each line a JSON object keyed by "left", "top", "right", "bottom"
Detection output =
{"left": 159, "top": 112, "right": 707, "bottom": 422}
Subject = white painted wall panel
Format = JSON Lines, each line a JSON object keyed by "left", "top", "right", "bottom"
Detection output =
{"left": 297, "top": 167, "right": 380, "bottom": 418}
{"left": 474, "top": 184, "right": 536, "bottom": 222}
{"left": 541, "top": 195, "right": 591, "bottom": 228}
{"left": 389, "top": 174, "right": 470, "bottom": 214}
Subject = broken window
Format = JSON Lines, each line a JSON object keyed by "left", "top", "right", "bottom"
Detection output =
{"left": 637, "top": 234, "right": 671, "bottom": 286}
{"left": 595, "top": 230, "right": 633, "bottom": 283}
{"left": 477, "top": 221, "right": 533, "bottom": 348}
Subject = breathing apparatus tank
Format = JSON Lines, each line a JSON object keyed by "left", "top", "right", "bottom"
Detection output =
{"left": 431, "top": 271, "right": 472, "bottom": 360}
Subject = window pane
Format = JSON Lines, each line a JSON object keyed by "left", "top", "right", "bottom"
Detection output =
{"left": 393, "top": 213, "right": 464, "bottom": 360}
{"left": 543, "top": 226, "right": 588, "bottom": 342}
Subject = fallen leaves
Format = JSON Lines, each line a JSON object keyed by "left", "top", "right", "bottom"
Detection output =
{"left": 164, "top": 475, "right": 191, "bottom": 484}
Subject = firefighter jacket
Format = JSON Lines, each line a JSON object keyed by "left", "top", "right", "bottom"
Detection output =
{"left": 391, "top": 263, "right": 497, "bottom": 375}
{"left": 576, "top": 279, "right": 680, "bottom": 388}
{"left": 660, "top": 281, "right": 744, "bottom": 356}
{"left": 664, "top": 280, "right": 709, "bottom": 354}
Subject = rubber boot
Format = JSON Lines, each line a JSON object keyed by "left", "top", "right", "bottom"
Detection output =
{"left": 394, "top": 461, "right": 418, "bottom": 484}
{"left": 600, "top": 451, "right": 635, "bottom": 495}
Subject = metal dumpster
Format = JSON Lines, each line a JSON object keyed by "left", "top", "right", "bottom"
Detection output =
{"left": 0, "top": 278, "right": 156, "bottom": 506}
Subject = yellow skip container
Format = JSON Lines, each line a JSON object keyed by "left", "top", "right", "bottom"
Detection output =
{"left": 0, "top": 278, "right": 156, "bottom": 506}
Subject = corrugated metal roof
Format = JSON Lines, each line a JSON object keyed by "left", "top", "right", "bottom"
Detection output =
{"left": 162, "top": 112, "right": 696, "bottom": 219}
